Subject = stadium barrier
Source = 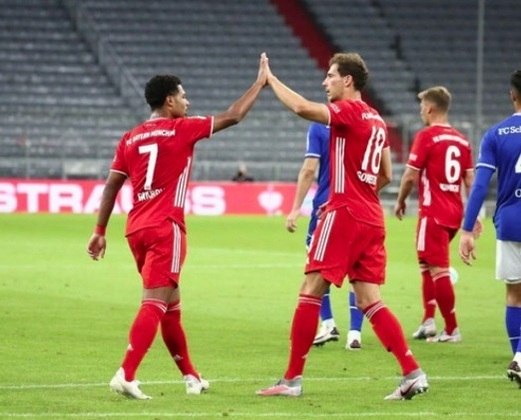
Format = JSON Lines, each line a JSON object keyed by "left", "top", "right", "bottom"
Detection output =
{"left": 0, "top": 179, "right": 316, "bottom": 216}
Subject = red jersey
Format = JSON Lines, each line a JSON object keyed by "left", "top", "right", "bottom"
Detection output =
{"left": 111, "top": 116, "right": 213, "bottom": 235}
{"left": 407, "top": 124, "right": 473, "bottom": 228}
{"left": 326, "top": 100, "right": 388, "bottom": 227}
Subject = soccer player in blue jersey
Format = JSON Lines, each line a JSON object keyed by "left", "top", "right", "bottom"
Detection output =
{"left": 285, "top": 122, "right": 364, "bottom": 350}
{"left": 459, "top": 70, "right": 521, "bottom": 387}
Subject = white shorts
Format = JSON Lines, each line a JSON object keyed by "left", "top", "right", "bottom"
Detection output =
{"left": 496, "top": 240, "right": 521, "bottom": 284}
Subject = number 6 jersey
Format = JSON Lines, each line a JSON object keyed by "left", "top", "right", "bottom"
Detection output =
{"left": 407, "top": 124, "right": 473, "bottom": 229}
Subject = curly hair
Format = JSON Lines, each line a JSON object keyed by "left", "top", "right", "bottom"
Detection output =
{"left": 144, "top": 75, "right": 182, "bottom": 110}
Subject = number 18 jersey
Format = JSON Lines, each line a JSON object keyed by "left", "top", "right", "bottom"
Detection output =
{"left": 326, "top": 100, "right": 388, "bottom": 227}
{"left": 407, "top": 124, "right": 473, "bottom": 228}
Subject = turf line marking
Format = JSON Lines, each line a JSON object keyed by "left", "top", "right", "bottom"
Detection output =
{"left": 0, "top": 412, "right": 520, "bottom": 418}
{"left": 0, "top": 375, "right": 505, "bottom": 390}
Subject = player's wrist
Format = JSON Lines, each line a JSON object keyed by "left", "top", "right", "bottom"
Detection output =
{"left": 94, "top": 225, "right": 106, "bottom": 236}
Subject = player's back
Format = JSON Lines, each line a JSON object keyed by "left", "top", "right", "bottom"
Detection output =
{"left": 481, "top": 113, "right": 521, "bottom": 239}
{"left": 306, "top": 122, "right": 330, "bottom": 208}
{"left": 112, "top": 116, "right": 212, "bottom": 234}
{"left": 326, "top": 100, "right": 387, "bottom": 227}
{"left": 411, "top": 124, "right": 472, "bottom": 228}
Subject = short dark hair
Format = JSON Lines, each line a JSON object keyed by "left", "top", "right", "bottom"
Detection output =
{"left": 329, "top": 53, "right": 368, "bottom": 91}
{"left": 144, "top": 75, "right": 182, "bottom": 110}
{"left": 510, "top": 70, "right": 521, "bottom": 95}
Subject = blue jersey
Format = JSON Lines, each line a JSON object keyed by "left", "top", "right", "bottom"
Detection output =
{"left": 306, "top": 122, "right": 330, "bottom": 209}
{"left": 465, "top": 113, "right": 521, "bottom": 241}
{"left": 305, "top": 123, "right": 330, "bottom": 246}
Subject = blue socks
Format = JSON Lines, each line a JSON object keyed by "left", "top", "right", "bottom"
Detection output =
{"left": 506, "top": 306, "right": 521, "bottom": 354}
{"left": 349, "top": 291, "right": 364, "bottom": 331}
{"left": 320, "top": 289, "right": 364, "bottom": 332}
{"left": 320, "top": 288, "right": 334, "bottom": 321}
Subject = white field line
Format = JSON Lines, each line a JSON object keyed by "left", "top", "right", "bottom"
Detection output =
{"left": 0, "top": 374, "right": 505, "bottom": 390}
{"left": 0, "top": 412, "right": 520, "bottom": 418}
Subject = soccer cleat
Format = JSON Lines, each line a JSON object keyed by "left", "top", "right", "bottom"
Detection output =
{"left": 346, "top": 330, "right": 362, "bottom": 350}
{"left": 256, "top": 377, "right": 303, "bottom": 397}
{"left": 109, "top": 368, "right": 151, "bottom": 400}
{"left": 412, "top": 318, "right": 437, "bottom": 340}
{"left": 184, "top": 374, "right": 210, "bottom": 395}
{"left": 507, "top": 361, "right": 521, "bottom": 388}
{"left": 384, "top": 371, "right": 429, "bottom": 400}
{"left": 313, "top": 325, "right": 340, "bottom": 346}
{"left": 426, "top": 328, "right": 462, "bottom": 343}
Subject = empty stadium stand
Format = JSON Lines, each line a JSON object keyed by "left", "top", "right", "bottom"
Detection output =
{"left": 0, "top": 0, "right": 518, "bottom": 189}
{"left": 0, "top": 0, "right": 139, "bottom": 178}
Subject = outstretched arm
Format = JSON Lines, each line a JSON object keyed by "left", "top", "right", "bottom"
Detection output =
{"left": 394, "top": 166, "right": 418, "bottom": 220}
{"left": 262, "top": 53, "right": 329, "bottom": 124}
{"left": 86, "top": 171, "right": 127, "bottom": 260}
{"left": 286, "top": 157, "right": 319, "bottom": 233}
{"left": 213, "top": 55, "right": 268, "bottom": 133}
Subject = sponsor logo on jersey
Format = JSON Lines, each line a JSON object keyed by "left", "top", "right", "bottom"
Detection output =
{"left": 498, "top": 125, "right": 521, "bottom": 135}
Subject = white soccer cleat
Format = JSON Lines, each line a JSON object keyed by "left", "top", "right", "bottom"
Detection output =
{"left": 313, "top": 325, "right": 340, "bottom": 346}
{"left": 256, "top": 377, "right": 303, "bottom": 397}
{"left": 384, "top": 371, "right": 429, "bottom": 401}
{"left": 184, "top": 374, "right": 210, "bottom": 395}
{"left": 109, "top": 368, "right": 151, "bottom": 400}
{"left": 412, "top": 318, "right": 437, "bottom": 340}
{"left": 426, "top": 328, "right": 462, "bottom": 343}
{"left": 345, "top": 330, "right": 362, "bottom": 350}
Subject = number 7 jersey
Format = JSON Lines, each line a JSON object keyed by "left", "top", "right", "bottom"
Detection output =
{"left": 111, "top": 116, "right": 213, "bottom": 235}
{"left": 326, "top": 100, "right": 389, "bottom": 227}
{"left": 407, "top": 124, "right": 473, "bottom": 228}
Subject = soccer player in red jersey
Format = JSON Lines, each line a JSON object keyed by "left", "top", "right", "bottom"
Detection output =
{"left": 86, "top": 57, "right": 267, "bottom": 399}
{"left": 394, "top": 86, "right": 476, "bottom": 343}
{"left": 256, "top": 52, "right": 428, "bottom": 400}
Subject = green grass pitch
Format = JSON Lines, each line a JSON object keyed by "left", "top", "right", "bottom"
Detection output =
{"left": 0, "top": 213, "right": 519, "bottom": 419}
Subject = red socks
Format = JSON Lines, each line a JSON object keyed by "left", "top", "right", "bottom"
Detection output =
{"left": 420, "top": 265, "right": 436, "bottom": 321}
{"left": 160, "top": 300, "right": 198, "bottom": 377}
{"left": 433, "top": 271, "right": 457, "bottom": 334}
{"left": 364, "top": 301, "right": 419, "bottom": 376}
{"left": 121, "top": 298, "right": 166, "bottom": 381}
{"left": 284, "top": 294, "right": 322, "bottom": 380}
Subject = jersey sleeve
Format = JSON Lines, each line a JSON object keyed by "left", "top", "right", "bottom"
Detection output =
{"left": 463, "top": 143, "right": 474, "bottom": 171}
{"left": 177, "top": 116, "right": 214, "bottom": 144}
{"left": 476, "top": 128, "right": 497, "bottom": 171}
{"left": 327, "top": 101, "right": 355, "bottom": 129}
{"left": 305, "top": 123, "right": 324, "bottom": 158}
{"left": 406, "top": 130, "right": 428, "bottom": 171}
{"left": 110, "top": 132, "right": 130, "bottom": 176}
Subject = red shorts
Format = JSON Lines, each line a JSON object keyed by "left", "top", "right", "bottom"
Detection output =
{"left": 126, "top": 220, "right": 186, "bottom": 289}
{"left": 416, "top": 216, "right": 457, "bottom": 267}
{"left": 305, "top": 207, "right": 386, "bottom": 286}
